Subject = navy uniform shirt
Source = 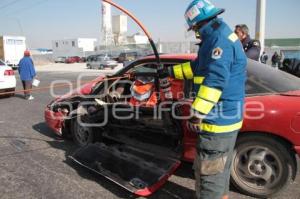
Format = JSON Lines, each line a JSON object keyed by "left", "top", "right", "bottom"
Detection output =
{"left": 242, "top": 35, "right": 261, "bottom": 61}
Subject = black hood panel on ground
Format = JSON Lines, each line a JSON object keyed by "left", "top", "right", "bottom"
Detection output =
{"left": 70, "top": 143, "right": 181, "bottom": 196}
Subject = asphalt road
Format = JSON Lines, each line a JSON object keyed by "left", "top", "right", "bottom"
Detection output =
{"left": 0, "top": 71, "right": 299, "bottom": 199}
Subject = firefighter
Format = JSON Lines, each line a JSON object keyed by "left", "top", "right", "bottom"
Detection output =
{"left": 235, "top": 24, "right": 261, "bottom": 61}
{"left": 170, "top": 0, "right": 247, "bottom": 198}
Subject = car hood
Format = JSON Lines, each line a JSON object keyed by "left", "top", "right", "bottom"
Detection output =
{"left": 55, "top": 75, "right": 105, "bottom": 101}
{"left": 280, "top": 90, "right": 300, "bottom": 96}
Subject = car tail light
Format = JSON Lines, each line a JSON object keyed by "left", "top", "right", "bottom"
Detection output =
{"left": 4, "top": 70, "right": 14, "bottom": 76}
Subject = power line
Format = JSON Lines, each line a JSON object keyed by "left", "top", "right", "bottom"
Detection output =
{"left": 0, "top": 0, "right": 23, "bottom": 11}
{"left": 0, "top": 0, "right": 49, "bottom": 17}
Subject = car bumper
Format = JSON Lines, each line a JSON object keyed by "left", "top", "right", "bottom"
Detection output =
{"left": 44, "top": 107, "right": 64, "bottom": 136}
{"left": 0, "top": 77, "right": 16, "bottom": 90}
{"left": 294, "top": 146, "right": 300, "bottom": 157}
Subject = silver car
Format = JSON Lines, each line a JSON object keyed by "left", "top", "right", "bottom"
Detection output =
{"left": 87, "top": 54, "right": 118, "bottom": 70}
{"left": 54, "top": 56, "right": 66, "bottom": 63}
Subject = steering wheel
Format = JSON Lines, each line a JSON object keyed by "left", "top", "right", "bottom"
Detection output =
{"left": 102, "top": 91, "right": 121, "bottom": 103}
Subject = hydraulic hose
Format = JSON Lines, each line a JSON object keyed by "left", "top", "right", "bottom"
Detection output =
{"left": 102, "top": 0, "right": 172, "bottom": 101}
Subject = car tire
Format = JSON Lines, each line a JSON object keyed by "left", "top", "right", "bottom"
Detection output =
{"left": 9, "top": 88, "right": 15, "bottom": 97}
{"left": 99, "top": 65, "right": 104, "bottom": 70}
{"left": 231, "top": 134, "right": 296, "bottom": 199}
{"left": 71, "top": 117, "right": 95, "bottom": 147}
{"left": 87, "top": 64, "right": 91, "bottom": 69}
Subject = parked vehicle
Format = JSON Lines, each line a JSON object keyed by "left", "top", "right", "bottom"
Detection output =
{"left": 281, "top": 58, "right": 300, "bottom": 77}
{"left": 80, "top": 57, "right": 87, "bottom": 63}
{"left": 0, "top": 36, "right": 26, "bottom": 69}
{"left": 117, "top": 51, "right": 140, "bottom": 63}
{"left": 86, "top": 54, "right": 118, "bottom": 69}
{"left": 65, "top": 56, "right": 81, "bottom": 64}
{"left": 45, "top": 54, "right": 300, "bottom": 198}
{"left": 54, "top": 56, "right": 66, "bottom": 63}
{"left": 86, "top": 55, "right": 97, "bottom": 62}
{"left": 0, "top": 59, "right": 16, "bottom": 97}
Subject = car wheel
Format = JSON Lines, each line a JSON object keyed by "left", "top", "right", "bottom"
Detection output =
{"left": 71, "top": 118, "right": 94, "bottom": 147}
{"left": 87, "top": 64, "right": 91, "bottom": 69}
{"left": 9, "top": 88, "right": 15, "bottom": 97}
{"left": 99, "top": 65, "right": 104, "bottom": 70}
{"left": 231, "top": 134, "right": 296, "bottom": 198}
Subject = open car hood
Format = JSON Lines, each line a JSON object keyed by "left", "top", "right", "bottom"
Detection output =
{"left": 70, "top": 143, "right": 180, "bottom": 196}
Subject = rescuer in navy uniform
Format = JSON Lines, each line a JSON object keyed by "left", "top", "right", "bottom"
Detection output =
{"left": 235, "top": 24, "right": 261, "bottom": 61}
{"left": 170, "top": 0, "right": 247, "bottom": 198}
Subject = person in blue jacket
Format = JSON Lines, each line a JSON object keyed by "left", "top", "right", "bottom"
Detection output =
{"left": 170, "top": 0, "right": 247, "bottom": 198}
{"left": 18, "top": 50, "right": 36, "bottom": 100}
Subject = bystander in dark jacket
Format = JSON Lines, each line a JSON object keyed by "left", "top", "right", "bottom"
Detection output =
{"left": 235, "top": 24, "right": 261, "bottom": 61}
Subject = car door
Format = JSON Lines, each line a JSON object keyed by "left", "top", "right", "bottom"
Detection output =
{"left": 71, "top": 62, "right": 183, "bottom": 196}
{"left": 91, "top": 56, "right": 100, "bottom": 69}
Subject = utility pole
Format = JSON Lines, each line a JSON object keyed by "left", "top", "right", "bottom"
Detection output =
{"left": 255, "top": 0, "right": 266, "bottom": 52}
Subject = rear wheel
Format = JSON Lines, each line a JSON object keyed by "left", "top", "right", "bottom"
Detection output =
{"left": 9, "top": 88, "right": 15, "bottom": 97}
{"left": 231, "top": 134, "right": 296, "bottom": 198}
{"left": 71, "top": 118, "right": 95, "bottom": 147}
{"left": 0, "top": 88, "right": 15, "bottom": 98}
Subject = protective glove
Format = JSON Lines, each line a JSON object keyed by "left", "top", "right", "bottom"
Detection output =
{"left": 187, "top": 116, "right": 202, "bottom": 133}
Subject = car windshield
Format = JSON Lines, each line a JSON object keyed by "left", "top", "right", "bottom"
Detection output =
{"left": 0, "top": 60, "right": 5, "bottom": 66}
{"left": 246, "top": 59, "right": 300, "bottom": 95}
{"left": 105, "top": 58, "right": 300, "bottom": 95}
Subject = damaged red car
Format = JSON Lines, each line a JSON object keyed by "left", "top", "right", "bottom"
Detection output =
{"left": 45, "top": 54, "right": 300, "bottom": 198}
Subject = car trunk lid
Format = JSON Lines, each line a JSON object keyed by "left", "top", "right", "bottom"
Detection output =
{"left": 70, "top": 142, "right": 181, "bottom": 196}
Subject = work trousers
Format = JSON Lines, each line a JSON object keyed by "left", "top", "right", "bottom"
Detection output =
{"left": 22, "top": 80, "right": 32, "bottom": 99}
{"left": 193, "top": 131, "right": 238, "bottom": 199}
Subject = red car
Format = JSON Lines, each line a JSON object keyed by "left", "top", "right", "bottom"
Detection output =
{"left": 45, "top": 54, "right": 300, "bottom": 198}
{"left": 65, "top": 56, "right": 81, "bottom": 64}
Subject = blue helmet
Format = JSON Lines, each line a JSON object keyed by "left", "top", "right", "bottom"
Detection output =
{"left": 185, "top": 0, "right": 225, "bottom": 30}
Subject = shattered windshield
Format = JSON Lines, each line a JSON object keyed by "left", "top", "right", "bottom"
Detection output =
{"left": 246, "top": 59, "right": 300, "bottom": 95}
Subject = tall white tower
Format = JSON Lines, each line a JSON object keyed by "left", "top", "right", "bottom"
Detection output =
{"left": 113, "top": 15, "right": 128, "bottom": 45}
{"left": 101, "top": 1, "right": 114, "bottom": 46}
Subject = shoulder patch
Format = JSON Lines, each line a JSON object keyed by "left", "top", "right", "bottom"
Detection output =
{"left": 212, "top": 47, "right": 223, "bottom": 59}
{"left": 228, "top": 33, "right": 238, "bottom": 42}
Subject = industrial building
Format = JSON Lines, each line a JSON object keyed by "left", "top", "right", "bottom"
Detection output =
{"left": 52, "top": 38, "right": 97, "bottom": 59}
{"left": 101, "top": 2, "right": 148, "bottom": 47}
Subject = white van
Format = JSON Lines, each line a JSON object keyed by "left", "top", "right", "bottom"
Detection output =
{"left": 0, "top": 36, "right": 27, "bottom": 69}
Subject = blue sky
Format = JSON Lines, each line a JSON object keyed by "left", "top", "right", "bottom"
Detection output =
{"left": 0, "top": 0, "right": 299, "bottom": 48}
